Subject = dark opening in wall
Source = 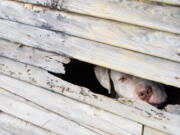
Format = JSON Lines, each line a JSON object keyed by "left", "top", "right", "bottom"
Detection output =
{"left": 50, "top": 59, "right": 110, "bottom": 97}
{"left": 50, "top": 58, "right": 180, "bottom": 112}
{"left": 165, "top": 85, "right": 180, "bottom": 105}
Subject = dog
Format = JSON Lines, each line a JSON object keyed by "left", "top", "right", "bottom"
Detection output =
{"left": 95, "top": 66, "right": 167, "bottom": 106}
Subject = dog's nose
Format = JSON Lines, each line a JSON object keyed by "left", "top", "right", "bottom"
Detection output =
{"left": 137, "top": 86, "right": 153, "bottom": 101}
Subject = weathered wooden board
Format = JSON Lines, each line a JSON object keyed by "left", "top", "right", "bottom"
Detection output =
{"left": 0, "top": 57, "right": 179, "bottom": 135}
{"left": 0, "top": 19, "right": 180, "bottom": 88}
{"left": 0, "top": 87, "right": 111, "bottom": 135}
{"left": 0, "top": 113, "right": 57, "bottom": 135}
{"left": 143, "top": 127, "right": 169, "bottom": 135}
{"left": 0, "top": 58, "right": 142, "bottom": 135}
{"left": 13, "top": 0, "right": 180, "bottom": 34}
{"left": 1, "top": 0, "right": 180, "bottom": 63}
{"left": 149, "top": 0, "right": 180, "bottom": 5}
{"left": 19, "top": 0, "right": 62, "bottom": 7}
{"left": 1, "top": 80, "right": 142, "bottom": 135}
{"left": 0, "top": 39, "right": 69, "bottom": 73}
{"left": 164, "top": 105, "right": 180, "bottom": 115}
{"left": 0, "top": 86, "right": 48, "bottom": 111}
{"left": 0, "top": 88, "right": 111, "bottom": 135}
{"left": 61, "top": 0, "right": 180, "bottom": 34}
{"left": 15, "top": 0, "right": 180, "bottom": 7}
{"left": 0, "top": 92, "right": 107, "bottom": 135}
{"left": 0, "top": 128, "right": 13, "bottom": 135}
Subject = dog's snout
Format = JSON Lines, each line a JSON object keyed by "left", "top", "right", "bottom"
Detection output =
{"left": 137, "top": 86, "right": 153, "bottom": 101}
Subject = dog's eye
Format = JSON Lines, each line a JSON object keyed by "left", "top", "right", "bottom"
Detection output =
{"left": 119, "top": 76, "right": 127, "bottom": 82}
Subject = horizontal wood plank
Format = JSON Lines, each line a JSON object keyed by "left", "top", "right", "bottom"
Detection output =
{"left": 0, "top": 58, "right": 142, "bottom": 135}
{"left": 0, "top": 19, "right": 180, "bottom": 88}
{"left": 0, "top": 39, "right": 70, "bottom": 73}
{"left": 1, "top": 0, "right": 180, "bottom": 62}
{"left": 0, "top": 92, "right": 105, "bottom": 135}
{"left": 143, "top": 126, "right": 169, "bottom": 135}
{"left": 16, "top": 0, "right": 62, "bottom": 8}
{"left": 0, "top": 128, "right": 13, "bottom": 135}
{"left": 0, "top": 113, "right": 57, "bottom": 135}
{"left": 0, "top": 58, "right": 179, "bottom": 135}
{"left": 0, "top": 88, "right": 111, "bottom": 135}
{"left": 61, "top": 0, "right": 180, "bottom": 34}
{"left": 0, "top": 86, "right": 48, "bottom": 111}
{"left": 13, "top": 0, "right": 180, "bottom": 34}
{"left": 164, "top": 105, "right": 180, "bottom": 115}
{"left": 149, "top": 0, "right": 180, "bottom": 5}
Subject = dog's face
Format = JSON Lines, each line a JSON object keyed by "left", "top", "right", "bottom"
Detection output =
{"left": 110, "top": 70, "right": 167, "bottom": 105}
{"left": 95, "top": 66, "right": 167, "bottom": 106}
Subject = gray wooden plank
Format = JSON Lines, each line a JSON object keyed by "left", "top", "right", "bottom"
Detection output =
{"left": 12, "top": 0, "right": 180, "bottom": 34}
{"left": 61, "top": 0, "right": 180, "bottom": 34}
{"left": 0, "top": 57, "right": 179, "bottom": 135}
{"left": 143, "top": 126, "right": 169, "bottom": 135}
{"left": 0, "top": 128, "right": 13, "bottom": 135}
{"left": 0, "top": 19, "right": 180, "bottom": 88}
{"left": 0, "top": 113, "right": 58, "bottom": 135}
{"left": 0, "top": 0, "right": 180, "bottom": 63}
{"left": 164, "top": 105, "right": 180, "bottom": 115}
{"left": 0, "top": 87, "right": 111, "bottom": 135}
{"left": 16, "top": 0, "right": 61, "bottom": 7}
{"left": 0, "top": 39, "right": 70, "bottom": 73}
{"left": 0, "top": 85, "right": 49, "bottom": 111}
{"left": 0, "top": 92, "right": 105, "bottom": 135}
{"left": 0, "top": 57, "right": 142, "bottom": 135}
{"left": 149, "top": 0, "right": 180, "bottom": 5}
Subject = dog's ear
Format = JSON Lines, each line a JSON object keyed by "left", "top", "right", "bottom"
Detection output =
{"left": 94, "top": 66, "right": 111, "bottom": 94}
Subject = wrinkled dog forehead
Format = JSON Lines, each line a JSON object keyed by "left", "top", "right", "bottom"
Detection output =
{"left": 110, "top": 70, "right": 131, "bottom": 80}
{"left": 110, "top": 70, "right": 147, "bottom": 86}
{"left": 110, "top": 70, "right": 162, "bottom": 92}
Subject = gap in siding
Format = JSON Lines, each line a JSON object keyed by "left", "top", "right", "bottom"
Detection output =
{"left": 49, "top": 58, "right": 180, "bottom": 111}
{"left": 50, "top": 59, "right": 111, "bottom": 97}
{"left": 165, "top": 85, "right": 180, "bottom": 105}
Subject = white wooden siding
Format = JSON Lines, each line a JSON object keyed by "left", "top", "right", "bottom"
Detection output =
{"left": 0, "top": 0, "right": 180, "bottom": 63}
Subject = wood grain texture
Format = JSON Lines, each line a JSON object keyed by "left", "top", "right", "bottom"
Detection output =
{"left": 0, "top": 128, "right": 13, "bottom": 135}
{"left": 143, "top": 127, "right": 169, "bottom": 135}
{"left": 0, "top": 92, "right": 105, "bottom": 135}
{"left": 16, "top": 0, "right": 63, "bottom": 8}
{"left": 12, "top": 0, "right": 180, "bottom": 34}
{"left": 0, "top": 113, "right": 57, "bottom": 135}
{"left": 164, "top": 105, "right": 180, "bottom": 115}
{"left": 0, "top": 19, "right": 180, "bottom": 88}
{"left": 0, "top": 88, "right": 111, "bottom": 135}
{"left": 0, "top": 57, "right": 142, "bottom": 135}
{"left": 61, "top": 0, "right": 180, "bottom": 34}
{"left": 0, "top": 86, "right": 48, "bottom": 111}
{"left": 1, "top": 0, "right": 180, "bottom": 63}
{"left": 0, "top": 58, "right": 179, "bottom": 135}
{"left": 149, "top": 0, "right": 180, "bottom": 5}
{"left": 0, "top": 39, "right": 70, "bottom": 73}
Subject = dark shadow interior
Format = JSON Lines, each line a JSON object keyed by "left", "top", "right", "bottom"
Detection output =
{"left": 50, "top": 59, "right": 180, "bottom": 109}
{"left": 165, "top": 85, "right": 180, "bottom": 105}
{"left": 50, "top": 59, "right": 110, "bottom": 97}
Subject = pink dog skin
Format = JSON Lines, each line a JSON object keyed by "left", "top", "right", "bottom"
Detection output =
{"left": 95, "top": 66, "right": 167, "bottom": 106}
